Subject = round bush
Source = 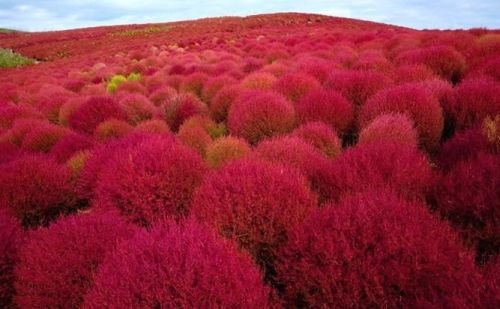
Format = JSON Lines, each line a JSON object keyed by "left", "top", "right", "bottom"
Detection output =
{"left": 326, "top": 70, "right": 393, "bottom": 107}
{"left": 14, "top": 211, "right": 137, "bottom": 309}
{"left": 275, "top": 190, "right": 482, "bottom": 308}
{"left": 358, "top": 113, "right": 419, "bottom": 148}
{"left": 0, "top": 211, "right": 22, "bottom": 308}
{"left": 395, "top": 45, "right": 466, "bottom": 83}
{"left": 202, "top": 75, "right": 237, "bottom": 103}
{"left": 275, "top": 72, "right": 321, "bottom": 103}
{"left": 433, "top": 152, "right": 500, "bottom": 261}
{"left": 296, "top": 88, "right": 354, "bottom": 136}
{"left": 119, "top": 93, "right": 157, "bottom": 125}
{"left": 21, "top": 124, "right": 70, "bottom": 153}
{"left": 0, "top": 142, "right": 24, "bottom": 165}
{"left": 95, "top": 135, "right": 207, "bottom": 225}
{"left": 82, "top": 220, "right": 273, "bottom": 308}
{"left": 163, "top": 93, "right": 208, "bottom": 132}
{"left": 394, "top": 64, "right": 437, "bottom": 84}
{"left": 149, "top": 86, "right": 177, "bottom": 106}
{"left": 177, "top": 115, "right": 226, "bottom": 156}
{"left": 0, "top": 155, "right": 75, "bottom": 227}
{"left": 94, "top": 119, "right": 133, "bottom": 142}
{"left": 240, "top": 72, "right": 277, "bottom": 90}
{"left": 228, "top": 90, "right": 296, "bottom": 144}
{"left": 291, "top": 121, "right": 341, "bottom": 158}
{"left": 324, "top": 141, "right": 433, "bottom": 203}
{"left": 191, "top": 158, "right": 317, "bottom": 276}
{"left": 210, "top": 85, "right": 241, "bottom": 122}
{"left": 447, "top": 78, "right": 500, "bottom": 130}
{"left": 360, "top": 83, "right": 444, "bottom": 151}
{"left": 49, "top": 132, "right": 95, "bottom": 163}
{"left": 205, "top": 136, "right": 251, "bottom": 168}
{"left": 134, "top": 119, "right": 171, "bottom": 134}
{"left": 179, "top": 72, "right": 209, "bottom": 97}
{"left": 69, "top": 96, "right": 127, "bottom": 134}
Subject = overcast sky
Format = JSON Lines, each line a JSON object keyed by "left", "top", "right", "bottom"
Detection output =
{"left": 0, "top": 0, "right": 498, "bottom": 31}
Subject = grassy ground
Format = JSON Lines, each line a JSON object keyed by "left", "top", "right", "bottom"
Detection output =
{"left": 0, "top": 48, "right": 34, "bottom": 68}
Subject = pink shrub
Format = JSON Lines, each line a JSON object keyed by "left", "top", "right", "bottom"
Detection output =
{"left": 114, "top": 80, "right": 147, "bottom": 95}
{"left": 0, "top": 211, "right": 22, "bottom": 308}
{"left": 274, "top": 72, "right": 321, "bottom": 103}
{"left": 202, "top": 75, "right": 237, "bottom": 103}
{"left": 177, "top": 115, "right": 225, "bottom": 156}
{"left": 326, "top": 70, "right": 393, "bottom": 107}
{"left": 296, "top": 88, "right": 354, "bottom": 136}
{"left": 228, "top": 90, "right": 296, "bottom": 144}
{"left": 358, "top": 113, "right": 419, "bottom": 148}
{"left": 433, "top": 153, "right": 500, "bottom": 260}
{"left": 210, "top": 85, "right": 241, "bottom": 122}
{"left": 14, "top": 211, "right": 137, "bottom": 309}
{"left": 291, "top": 121, "right": 341, "bottom": 158}
{"left": 82, "top": 220, "right": 273, "bottom": 308}
{"left": 447, "top": 78, "right": 500, "bottom": 131}
{"left": 179, "top": 72, "right": 209, "bottom": 97}
{"left": 94, "top": 119, "right": 133, "bottom": 142}
{"left": 393, "top": 64, "right": 437, "bottom": 84}
{"left": 119, "top": 93, "right": 157, "bottom": 124}
{"left": 134, "top": 119, "right": 170, "bottom": 134}
{"left": 149, "top": 86, "right": 177, "bottom": 106}
{"left": 205, "top": 136, "right": 252, "bottom": 168}
{"left": 0, "top": 105, "right": 42, "bottom": 131}
{"left": 163, "top": 93, "right": 208, "bottom": 131}
{"left": 324, "top": 141, "right": 433, "bottom": 203}
{"left": 7, "top": 119, "right": 49, "bottom": 146}
{"left": 240, "top": 72, "right": 277, "bottom": 90}
{"left": 95, "top": 135, "right": 207, "bottom": 225}
{"left": 395, "top": 45, "right": 466, "bottom": 83}
{"left": 276, "top": 190, "right": 482, "bottom": 308}
{"left": 0, "top": 155, "right": 75, "bottom": 226}
{"left": 49, "top": 132, "right": 95, "bottom": 163}
{"left": 191, "top": 158, "right": 316, "bottom": 276}
{"left": 21, "top": 124, "right": 70, "bottom": 153}
{"left": 360, "top": 83, "right": 444, "bottom": 151}
{"left": 69, "top": 96, "right": 127, "bottom": 134}
{"left": 0, "top": 142, "right": 24, "bottom": 165}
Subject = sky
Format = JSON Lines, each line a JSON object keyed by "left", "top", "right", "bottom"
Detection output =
{"left": 0, "top": 0, "right": 499, "bottom": 32}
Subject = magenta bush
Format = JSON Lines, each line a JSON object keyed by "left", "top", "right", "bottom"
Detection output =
{"left": 49, "top": 132, "right": 95, "bottom": 163}
{"left": 163, "top": 93, "right": 209, "bottom": 131}
{"left": 0, "top": 211, "right": 22, "bottom": 308}
{"left": 69, "top": 96, "right": 127, "bottom": 134}
{"left": 291, "top": 121, "right": 342, "bottom": 158}
{"left": 82, "top": 220, "right": 274, "bottom": 308}
{"left": 228, "top": 90, "right": 296, "bottom": 144}
{"left": 358, "top": 113, "right": 419, "bottom": 148}
{"left": 14, "top": 211, "right": 137, "bottom": 309}
{"left": 95, "top": 135, "right": 207, "bottom": 225}
{"left": 275, "top": 190, "right": 482, "bottom": 308}
{"left": 274, "top": 72, "right": 321, "bottom": 103}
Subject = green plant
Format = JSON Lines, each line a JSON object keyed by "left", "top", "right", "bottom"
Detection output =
{"left": 0, "top": 48, "right": 34, "bottom": 68}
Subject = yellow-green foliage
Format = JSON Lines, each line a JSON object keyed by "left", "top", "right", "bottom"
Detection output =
{"left": 106, "top": 73, "right": 141, "bottom": 93}
{"left": 0, "top": 48, "right": 34, "bottom": 68}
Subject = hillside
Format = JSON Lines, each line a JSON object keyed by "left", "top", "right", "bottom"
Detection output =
{"left": 0, "top": 13, "right": 499, "bottom": 308}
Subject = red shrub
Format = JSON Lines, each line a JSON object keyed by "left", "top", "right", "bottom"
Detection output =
{"left": 58, "top": 97, "right": 85, "bottom": 127}
{"left": 179, "top": 72, "right": 209, "bottom": 97}
{"left": 49, "top": 132, "right": 95, "bottom": 163}
{"left": 177, "top": 115, "right": 225, "bottom": 156}
{"left": 228, "top": 90, "right": 296, "bottom": 144}
{"left": 447, "top": 78, "right": 500, "bottom": 131}
{"left": 358, "top": 113, "right": 419, "bottom": 148}
{"left": 14, "top": 211, "right": 137, "bottom": 309}
{"left": 114, "top": 80, "right": 147, "bottom": 95}
{"left": 202, "top": 75, "right": 237, "bottom": 103}
{"left": 0, "top": 142, "right": 24, "bottom": 165}
{"left": 255, "top": 136, "right": 333, "bottom": 202}
{"left": 7, "top": 119, "right": 49, "bottom": 146}
{"left": 21, "top": 124, "right": 70, "bottom": 153}
{"left": 296, "top": 88, "right": 354, "bottom": 136}
{"left": 0, "top": 105, "right": 42, "bottom": 131}
{"left": 94, "top": 119, "right": 133, "bottom": 142}
{"left": 274, "top": 72, "right": 321, "bottom": 103}
{"left": 291, "top": 121, "right": 341, "bottom": 158}
{"left": 149, "top": 86, "right": 177, "bottom": 106}
{"left": 276, "top": 190, "right": 482, "bottom": 308}
{"left": 134, "top": 119, "right": 171, "bottom": 134}
{"left": 0, "top": 155, "right": 75, "bottom": 226}
{"left": 95, "top": 135, "right": 207, "bottom": 225}
{"left": 324, "top": 141, "right": 433, "bottom": 203}
{"left": 393, "top": 64, "right": 437, "bottom": 84}
{"left": 433, "top": 153, "right": 500, "bottom": 260}
{"left": 191, "top": 158, "right": 317, "bottom": 276}
{"left": 82, "top": 220, "right": 273, "bottom": 308}
{"left": 163, "top": 93, "right": 208, "bottom": 132}
{"left": 118, "top": 93, "right": 157, "bottom": 124}
{"left": 360, "top": 83, "right": 444, "bottom": 151}
{"left": 395, "top": 45, "right": 466, "bottom": 83}
{"left": 205, "top": 136, "right": 251, "bottom": 168}
{"left": 0, "top": 211, "right": 22, "bottom": 308}
{"left": 240, "top": 72, "right": 277, "bottom": 90}
{"left": 326, "top": 70, "right": 392, "bottom": 107}
{"left": 210, "top": 85, "right": 241, "bottom": 122}
{"left": 437, "top": 127, "right": 492, "bottom": 171}
{"left": 69, "top": 96, "right": 127, "bottom": 134}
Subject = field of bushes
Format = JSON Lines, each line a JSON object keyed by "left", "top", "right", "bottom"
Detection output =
{"left": 0, "top": 13, "right": 499, "bottom": 308}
